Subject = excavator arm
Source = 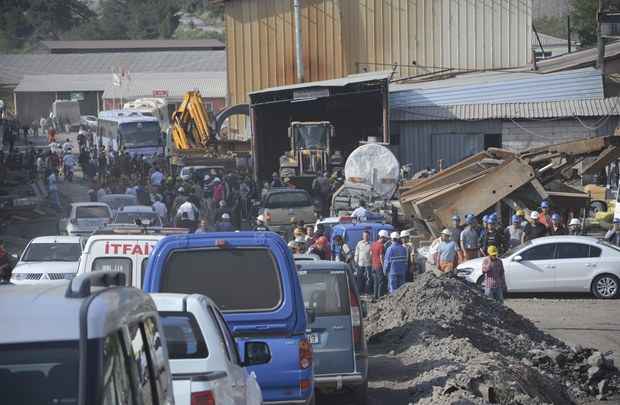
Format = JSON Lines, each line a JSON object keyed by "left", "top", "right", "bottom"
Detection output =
{"left": 171, "top": 90, "right": 215, "bottom": 150}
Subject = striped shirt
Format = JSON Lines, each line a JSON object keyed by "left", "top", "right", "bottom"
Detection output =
{"left": 482, "top": 256, "right": 505, "bottom": 289}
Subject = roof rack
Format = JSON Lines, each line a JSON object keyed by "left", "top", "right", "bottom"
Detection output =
{"left": 66, "top": 271, "right": 126, "bottom": 298}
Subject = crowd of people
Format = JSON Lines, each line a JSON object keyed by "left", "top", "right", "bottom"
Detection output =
{"left": 431, "top": 201, "right": 588, "bottom": 303}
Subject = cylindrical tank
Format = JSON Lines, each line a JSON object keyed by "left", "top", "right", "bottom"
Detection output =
{"left": 344, "top": 142, "right": 400, "bottom": 200}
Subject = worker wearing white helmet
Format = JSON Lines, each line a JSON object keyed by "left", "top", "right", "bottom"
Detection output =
{"left": 568, "top": 218, "right": 582, "bottom": 236}
{"left": 255, "top": 214, "right": 269, "bottom": 232}
{"left": 370, "top": 229, "right": 390, "bottom": 300}
{"left": 400, "top": 229, "right": 416, "bottom": 281}
{"left": 523, "top": 210, "right": 548, "bottom": 242}
{"left": 434, "top": 229, "right": 458, "bottom": 274}
{"left": 383, "top": 230, "right": 408, "bottom": 294}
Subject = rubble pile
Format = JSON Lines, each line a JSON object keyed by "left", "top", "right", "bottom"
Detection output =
{"left": 366, "top": 273, "right": 619, "bottom": 404}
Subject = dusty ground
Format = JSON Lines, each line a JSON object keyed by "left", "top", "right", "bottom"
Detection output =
{"left": 506, "top": 296, "right": 620, "bottom": 365}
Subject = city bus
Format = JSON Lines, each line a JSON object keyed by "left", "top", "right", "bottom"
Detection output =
{"left": 96, "top": 110, "right": 163, "bottom": 157}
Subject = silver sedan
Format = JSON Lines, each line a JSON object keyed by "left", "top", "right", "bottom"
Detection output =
{"left": 457, "top": 235, "right": 620, "bottom": 299}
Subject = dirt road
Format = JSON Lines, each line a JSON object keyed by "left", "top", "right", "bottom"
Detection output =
{"left": 506, "top": 296, "right": 620, "bottom": 364}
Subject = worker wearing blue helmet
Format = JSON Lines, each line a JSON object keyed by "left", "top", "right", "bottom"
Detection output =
{"left": 460, "top": 214, "right": 480, "bottom": 261}
{"left": 479, "top": 213, "right": 507, "bottom": 256}
{"left": 548, "top": 213, "right": 567, "bottom": 235}
{"left": 504, "top": 214, "right": 525, "bottom": 249}
{"left": 539, "top": 200, "right": 551, "bottom": 228}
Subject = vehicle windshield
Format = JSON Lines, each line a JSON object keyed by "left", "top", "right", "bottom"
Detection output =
{"left": 119, "top": 121, "right": 161, "bottom": 148}
{"left": 294, "top": 124, "right": 329, "bottom": 149}
{"left": 0, "top": 340, "right": 79, "bottom": 404}
{"left": 297, "top": 269, "right": 350, "bottom": 317}
{"left": 101, "top": 195, "right": 137, "bottom": 210}
{"left": 501, "top": 241, "right": 532, "bottom": 258}
{"left": 22, "top": 243, "right": 81, "bottom": 262}
{"left": 160, "top": 248, "right": 282, "bottom": 312}
{"left": 159, "top": 312, "right": 209, "bottom": 359}
{"left": 113, "top": 212, "right": 162, "bottom": 227}
{"left": 76, "top": 206, "right": 110, "bottom": 219}
{"left": 265, "top": 191, "right": 311, "bottom": 209}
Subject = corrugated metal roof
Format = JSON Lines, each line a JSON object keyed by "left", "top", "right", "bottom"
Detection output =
{"left": 534, "top": 40, "right": 620, "bottom": 73}
{"left": 15, "top": 74, "right": 111, "bottom": 92}
{"left": 14, "top": 71, "right": 227, "bottom": 99}
{"left": 0, "top": 51, "right": 226, "bottom": 85}
{"left": 249, "top": 71, "right": 392, "bottom": 96}
{"left": 390, "top": 68, "right": 603, "bottom": 107}
{"left": 101, "top": 72, "right": 226, "bottom": 99}
{"left": 391, "top": 97, "right": 620, "bottom": 121}
{"left": 40, "top": 39, "right": 225, "bottom": 51}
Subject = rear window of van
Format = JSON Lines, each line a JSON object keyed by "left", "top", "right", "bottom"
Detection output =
{"left": 160, "top": 248, "right": 282, "bottom": 312}
{"left": 76, "top": 206, "right": 110, "bottom": 219}
{"left": 298, "top": 270, "right": 350, "bottom": 317}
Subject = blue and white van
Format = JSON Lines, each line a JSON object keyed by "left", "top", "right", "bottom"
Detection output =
{"left": 143, "top": 231, "right": 314, "bottom": 404}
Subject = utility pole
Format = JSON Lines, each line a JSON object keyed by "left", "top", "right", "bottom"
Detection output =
{"left": 293, "top": 0, "right": 304, "bottom": 83}
{"left": 567, "top": 15, "right": 572, "bottom": 54}
{"left": 597, "top": 0, "right": 605, "bottom": 72}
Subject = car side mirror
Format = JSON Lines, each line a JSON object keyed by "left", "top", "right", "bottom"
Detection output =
{"left": 306, "top": 307, "right": 316, "bottom": 324}
{"left": 513, "top": 255, "right": 522, "bottom": 262}
{"left": 242, "top": 342, "right": 271, "bottom": 367}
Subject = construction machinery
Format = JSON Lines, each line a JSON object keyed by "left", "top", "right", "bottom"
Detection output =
{"left": 279, "top": 121, "right": 344, "bottom": 187}
{"left": 399, "top": 135, "right": 620, "bottom": 236}
{"left": 168, "top": 91, "right": 239, "bottom": 169}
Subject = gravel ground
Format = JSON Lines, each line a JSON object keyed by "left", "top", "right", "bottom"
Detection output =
{"left": 362, "top": 273, "right": 619, "bottom": 405}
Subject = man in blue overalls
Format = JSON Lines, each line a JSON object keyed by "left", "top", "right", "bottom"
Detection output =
{"left": 383, "top": 232, "right": 408, "bottom": 294}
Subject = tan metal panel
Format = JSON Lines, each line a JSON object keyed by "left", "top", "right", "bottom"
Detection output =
{"left": 283, "top": 1, "right": 295, "bottom": 84}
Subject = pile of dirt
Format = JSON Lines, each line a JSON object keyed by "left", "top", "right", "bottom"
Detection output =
{"left": 365, "top": 272, "right": 619, "bottom": 404}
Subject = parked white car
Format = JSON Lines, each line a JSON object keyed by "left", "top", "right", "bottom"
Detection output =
{"left": 151, "top": 293, "right": 265, "bottom": 405}
{"left": 61, "top": 202, "right": 112, "bottom": 236}
{"left": 457, "top": 235, "right": 620, "bottom": 299}
{"left": 112, "top": 205, "right": 163, "bottom": 227}
{"left": 11, "top": 236, "right": 83, "bottom": 284}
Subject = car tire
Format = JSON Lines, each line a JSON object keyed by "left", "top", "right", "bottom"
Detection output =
{"left": 351, "top": 381, "right": 368, "bottom": 405}
{"left": 591, "top": 274, "right": 619, "bottom": 299}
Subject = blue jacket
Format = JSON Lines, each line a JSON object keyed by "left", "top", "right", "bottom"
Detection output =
{"left": 383, "top": 241, "right": 408, "bottom": 275}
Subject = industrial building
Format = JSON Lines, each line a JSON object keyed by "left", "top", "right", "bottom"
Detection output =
{"left": 390, "top": 67, "right": 620, "bottom": 172}
{"left": 0, "top": 41, "right": 227, "bottom": 129}
{"left": 218, "top": 0, "right": 533, "bottom": 107}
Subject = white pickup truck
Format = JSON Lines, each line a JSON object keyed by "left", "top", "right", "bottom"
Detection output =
{"left": 151, "top": 293, "right": 266, "bottom": 405}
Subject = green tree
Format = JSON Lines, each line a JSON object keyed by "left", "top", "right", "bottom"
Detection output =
{"left": 571, "top": 0, "right": 598, "bottom": 47}
{"left": 534, "top": 15, "right": 569, "bottom": 39}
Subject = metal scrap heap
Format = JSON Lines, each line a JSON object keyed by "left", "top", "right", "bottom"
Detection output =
{"left": 399, "top": 135, "right": 620, "bottom": 236}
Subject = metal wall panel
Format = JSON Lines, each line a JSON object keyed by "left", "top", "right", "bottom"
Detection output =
{"left": 224, "top": 0, "right": 532, "bottom": 106}
{"left": 396, "top": 120, "right": 502, "bottom": 172}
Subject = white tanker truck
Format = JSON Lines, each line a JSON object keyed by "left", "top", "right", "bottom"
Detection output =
{"left": 330, "top": 139, "right": 402, "bottom": 223}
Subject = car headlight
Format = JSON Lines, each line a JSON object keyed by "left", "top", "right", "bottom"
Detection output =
{"left": 11, "top": 273, "right": 28, "bottom": 281}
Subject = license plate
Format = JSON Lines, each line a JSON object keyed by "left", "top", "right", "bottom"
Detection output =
{"left": 308, "top": 333, "right": 319, "bottom": 344}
